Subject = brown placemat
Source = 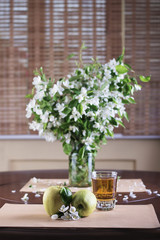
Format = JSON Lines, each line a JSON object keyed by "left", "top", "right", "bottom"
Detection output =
{"left": 0, "top": 204, "right": 159, "bottom": 229}
{"left": 20, "top": 178, "right": 146, "bottom": 193}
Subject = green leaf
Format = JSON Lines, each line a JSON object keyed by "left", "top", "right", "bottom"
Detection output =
{"left": 128, "top": 98, "right": 136, "bottom": 104}
{"left": 39, "top": 67, "right": 43, "bottom": 74}
{"left": 60, "top": 187, "right": 72, "bottom": 205}
{"left": 85, "top": 66, "right": 91, "bottom": 75}
{"left": 32, "top": 87, "right": 35, "bottom": 95}
{"left": 109, "top": 82, "right": 115, "bottom": 91}
{"left": 41, "top": 73, "right": 47, "bottom": 81}
{"left": 69, "top": 99, "right": 78, "bottom": 108}
{"left": 62, "top": 107, "right": 71, "bottom": 115}
{"left": 109, "top": 117, "right": 117, "bottom": 126}
{"left": 102, "top": 135, "right": 107, "bottom": 144}
{"left": 116, "top": 65, "right": 128, "bottom": 74}
{"left": 139, "top": 75, "right": 151, "bottom": 82}
{"left": 63, "top": 142, "right": 72, "bottom": 155}
{"left": 69, "top": 76, "right": 80, "bottom": 81}
{"left": 71, "top": 88, "right": 81, "bottom": 95}
{"left": 106, "top": 129, "right": 114, "bottom": 137}
{"left": 77, "top": 103, "right": 83, "bottom": 115}
{"left": 130, "top": 77, "right": 138, "bottom": 84}
{"left": 67, "top": 53, "right": 75, "bottom": 60}
{"left": 33, "top": 68, "right": 39, "bottom": 76}
{"left": 117, "top": 120, "right": 125, "bottom": 128}
{"left": 116, "top": 47, "right": 125, "bottom": 63}
{"left": 100, "top": 82, "right": 108, "bottom": 91}
{"left": 84, "top": 120, "right": 88, "bottom": 129}
{"left": 81, "top": 41, "right": 87, "bottom": 50}
{"left": 123, "top": 112, "right": 129, "bottom": 122}
{"left": 122, "top": 99, "right": 130, "bottom": 104}
{"left": 52, "top": 95, "right": 57, "bottom": 101}
{"left": 89, "top": 104, "right": 98, "bottom": 111}
{"left": 43, "top": 123, "right": 47, "bottom": 131}
{"left": 124, "top": 63, "right": 132, "bottom": 70}
{"left": 25, "top": 94, "right": 33, "bottom": 99}
{"left": 78, "top": 146, "right": 85, "bottom": 160}
{"left": 123, "top": 83, "right": 132, "bottom": 95}
{"left": 87, "top": 90, "right": 93, "bottom": 96}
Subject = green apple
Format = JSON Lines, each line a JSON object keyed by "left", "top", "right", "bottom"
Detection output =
{"left": 72, "top": 189, "right": 97, "bottom": 217}
{"left": 43, "top": 186, "right": 63, "bottom": 216}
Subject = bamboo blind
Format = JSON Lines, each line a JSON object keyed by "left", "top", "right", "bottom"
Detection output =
{"left": 0, "top": 0, "right": 159, "bottom": 136}
{"left": 123, "top": 0, "right": 160, "bottom": 135}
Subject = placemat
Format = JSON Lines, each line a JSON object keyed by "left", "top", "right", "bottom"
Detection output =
{"left": 0, "top": 204, "right": 159, "bottom": 229}
{"left": 20, "top": 178, "right": 146, "bottom": 193}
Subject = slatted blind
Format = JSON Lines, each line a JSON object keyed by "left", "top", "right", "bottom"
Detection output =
{"left": 0, "top": 0, "right": 159, "bottom": 136}
{"left": 0, "top": 0, "right": 29, "bottom": 134}
{"left": 124, "top": 0, "right": 160, "bottom": 135}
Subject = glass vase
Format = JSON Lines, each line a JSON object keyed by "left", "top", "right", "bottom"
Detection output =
{"left": 69, "top": 146, "right": 95, "bottom": 187}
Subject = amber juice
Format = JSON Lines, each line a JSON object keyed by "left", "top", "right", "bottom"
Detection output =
{"left": 92, "top": 177, "right": 117, "bottom": 201}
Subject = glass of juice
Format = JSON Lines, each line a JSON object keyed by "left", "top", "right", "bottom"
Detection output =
{"left": 92, "top": 171, "right": 118, "bottom": 211}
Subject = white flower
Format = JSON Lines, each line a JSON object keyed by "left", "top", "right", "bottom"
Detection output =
{"left": 33, "top": 105, "right": 43, "bottom": 116}
{"left": 99, "top": 125, "right": 106, "bottom": 133}
{"left": 69, "top": 126, "right": 78, "bottom": 133}
{"left": 54, "top": 103, "right": 66, "bottom": 118}
{"left": 70, "top": 107, "right": 82, "bottom": 121}
{"left": 49, "top": 84, "right": 58, "bottom": 97}
{"left": 109, "top": 58, "right": 118, "bottom": 68}
{"left": 86, "top": 111, "right": 95, "bottom": 118}
{"left": 29, "top": 121, "right": 42, "bottom": 131}
{"left": 104, "top": 68, "right": 111, "bottom": 79}
{"left": 82, "top": 136, "right": 94, "bottom": 145}
{"left": 47, "top": 122, "right": 52, "bottom": 129}
{"left": 35, "top": 193, "right": 41, "bottom": 198}
{"left": 56, "top": 81, "right": 64, "bottom": 95}
{"left": 61, "top": 212, "right": 71, "bottom": 220}
{"left": 26, "top": 108, "right": 32, "bottom": 118}
{"left": 43, "top": 131, "right": 57, "bottom": 142}
{"left": 93, "top": 122, "right": 100, "bottom": 129}
{"left": 129, "top": 191, "right": 137, "bottom": 199}
{"left": 32, "top": 177, "right": 38, "bottom": 183}
{"left": 34, "top": 89, "right": 46, "bottom": 101}
{"left": 71, "top": 213, "right": 80, "bottom": 221}
{"left": 108, "top": 124, "right": 114, "bottom": 132}
{"left": 40, "top": 111, "right": 50, "bottom": 123}
{"left": 26, "top": 99, "right": 36, "bottom": 118}
{"left": 134, "top": 84, "right": 142, "bottom": 91}
{"left": 51, "top": 214, "right": 59, "bottom": 220}
{"left": 82, "top": 130, "right": 86, "bottom": 136}
{"left": 32, "top": 76, "right": 42, "bottom": 86}
{"left": 54, "top": 103, "right": 65, "bottom": 112}
{"left": 87, "top": 96, "right": 99, "bottom": 107}
{"left": 63, "top": 79, "right": 74, "bottom": 89}
{"left": 50, "top": 116, "right": 60, "bottom": 127}
{"left": 75, "top": 87, "right": 87, "bottom": 103}
{"left": 64, "top": 133, "right": 71, "bottom": 144}
{"left": 64, "top": 95, "right": 70, "bottom": 104}
{"left": 29, "top": 98, "right": 36, "bottom": 108}
{"left": 59, "top": 205, "right": 69, "bottom": 213}
{"left": 69, "top": 206, "right": 77, "bottom": 214}
{"left": 21, "top": 193, "right": 29, "bottom": 203}
{"left": 60, "top": 209, "right": 80, "bottom": 221}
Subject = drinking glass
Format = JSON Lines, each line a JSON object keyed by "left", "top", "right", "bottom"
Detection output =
{"left": 92, "top": 171, "right": 118, "bottom": 211}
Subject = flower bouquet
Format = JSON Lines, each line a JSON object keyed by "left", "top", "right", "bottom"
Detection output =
{"left": 26, "top": 44, "right": 150, "bottom": 187}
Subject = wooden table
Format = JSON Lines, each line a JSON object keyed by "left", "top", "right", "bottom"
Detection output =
{"left": 0, "top": 169, "right": 160, "bottom": 240}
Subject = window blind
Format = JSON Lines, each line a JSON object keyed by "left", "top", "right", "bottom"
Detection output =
{"left": 0, "top": 0, "right": 28, "bottom": 134}
{"left": 124, "top": 0, "right": 160, "bottom": 135}
{"left": 0, "top": 0, "right": 159, "bottom": 136}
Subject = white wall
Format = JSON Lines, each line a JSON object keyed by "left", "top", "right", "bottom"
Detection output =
{"left": 0, "top": 138, "right": 159, "bottom": 172}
